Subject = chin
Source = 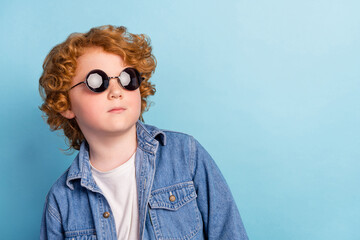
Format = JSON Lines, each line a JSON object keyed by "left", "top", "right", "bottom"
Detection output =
{"left": 110, "top": 122, "right": 137, "bottom": 133}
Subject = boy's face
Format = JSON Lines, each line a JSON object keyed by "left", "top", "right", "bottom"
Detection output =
{"left": 61, "top": 47, "right": 142, "bottom": 139}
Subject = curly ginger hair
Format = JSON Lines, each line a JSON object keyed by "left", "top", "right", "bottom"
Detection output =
{"left": 39, "top": 25, "right": 157, "bottom": 151}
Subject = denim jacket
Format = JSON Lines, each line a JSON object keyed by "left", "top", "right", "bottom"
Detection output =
{"left": 40, "top": 120, "right": 248, "bottom": 240}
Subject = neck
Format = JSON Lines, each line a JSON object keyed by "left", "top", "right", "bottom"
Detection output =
{"left": 85, "top": 124, "right": 137, "bottom": 172}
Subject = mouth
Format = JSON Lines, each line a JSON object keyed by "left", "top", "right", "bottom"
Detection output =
{"left": 108, "top": 107, "right": 126, "bottom": 113}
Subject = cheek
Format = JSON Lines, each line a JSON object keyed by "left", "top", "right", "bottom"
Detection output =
{"left": 70, "top": 94, "right": 102, "bottom": 119}
{"left": 129, "top": 91, "right": 142, "bottom": 117}
{"left": 130, "top": 90, "right": 142, "bottom": 108}
{"left": 137, "top": 92, "right": 142, "bottom": 112}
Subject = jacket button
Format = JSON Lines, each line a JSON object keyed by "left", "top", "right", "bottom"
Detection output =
{"left": 103, "top": 211, "right": 110, "bottom": 218}
{"left": 169, "top": 195, "right": 176, "bottom": 202}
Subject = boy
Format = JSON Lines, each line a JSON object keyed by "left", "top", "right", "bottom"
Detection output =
{"left": 39, "top": 25, "right": 248, "bottom": 240}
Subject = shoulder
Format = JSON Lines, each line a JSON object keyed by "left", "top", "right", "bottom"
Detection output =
{"left": 162, "top": 128, "right": 195, "bottom": 145}
{"left": 45, "top": 168, "right": 72, "bottom": 206}
{"left": 141, "top": 121, "right": 197, "bottom": 147}
{"left": 143, "top": 122, "right": 215, "bottom": 175}
{"left": 139, "top": 120, "right": 213, "bottom": 159}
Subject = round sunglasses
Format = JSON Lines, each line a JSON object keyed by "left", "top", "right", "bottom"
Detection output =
{"left": 70, "top": 68, "right": 144, "bottom": 93}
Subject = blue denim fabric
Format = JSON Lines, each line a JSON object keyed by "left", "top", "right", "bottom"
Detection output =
{"left": 40, "top": 120, "right": 248, "bottom": 240}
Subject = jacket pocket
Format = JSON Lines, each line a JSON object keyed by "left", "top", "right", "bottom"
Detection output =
{"left": 64, "top": 229, "right": 97, "bottom": 240}
{"left": 148, "top": 181, "right": 201, "bottom": 240}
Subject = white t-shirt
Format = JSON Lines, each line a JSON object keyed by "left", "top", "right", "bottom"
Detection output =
{"left": 90, "top": 152, "right": 139, "bottom": 240}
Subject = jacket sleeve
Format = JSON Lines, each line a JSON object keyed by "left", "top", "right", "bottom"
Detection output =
{"left": 40, "top": 193, "right": 64, "bottom": 240}
{"left": 190, "top": 137, "right": 249, "bottom": 240}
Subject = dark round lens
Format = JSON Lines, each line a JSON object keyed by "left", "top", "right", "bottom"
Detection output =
{"left": 85, "top": 70, "right": 109, "bottom": 92}
{"left": 119, "top": 68, "right": 142, "bottom": 91}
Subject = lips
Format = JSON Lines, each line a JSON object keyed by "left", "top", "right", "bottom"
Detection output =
{"left": 108, "top": 107, "right": 126, "bottom": 113}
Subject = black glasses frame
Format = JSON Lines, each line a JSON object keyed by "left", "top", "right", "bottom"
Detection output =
{"left": 70, "top": 68, "right": 144, "bottom": 93}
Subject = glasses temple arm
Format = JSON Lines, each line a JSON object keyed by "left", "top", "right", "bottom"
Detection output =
{"left": 70, "top": 81, "right": 85, "bottom": 90}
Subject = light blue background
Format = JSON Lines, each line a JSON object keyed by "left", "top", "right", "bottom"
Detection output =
{"left": 0, "top": 0, "right": 359, "bottom": 239}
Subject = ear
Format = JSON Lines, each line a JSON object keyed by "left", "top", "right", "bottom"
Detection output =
{"left": 60, "top": 109, "right": 76, "bottom": 119}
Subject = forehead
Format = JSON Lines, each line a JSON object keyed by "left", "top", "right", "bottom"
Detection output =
{"left": 72, "top": 47, "right": 127, "bottom": 83}
{"left": 73, "top": 47, "right": 126, "bottom": 79}
{"left": 77, "top": 47, "right": 125, "bottom": 68}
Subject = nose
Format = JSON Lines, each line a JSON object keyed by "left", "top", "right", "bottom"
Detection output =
{"left": 107, "top": 77, "right": 123, "bottom": 99}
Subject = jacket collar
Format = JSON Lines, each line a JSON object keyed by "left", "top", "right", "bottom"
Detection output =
{"left": 65, "top": 120, "right": 166, "bottom": 190}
